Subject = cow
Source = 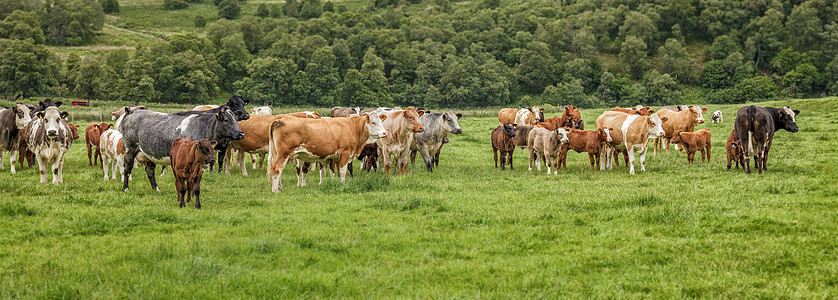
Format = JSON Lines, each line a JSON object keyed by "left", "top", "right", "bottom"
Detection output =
{"left": 84, "top": 122, "right": 111, "bottom": 166}
{"left": 659, "top": 104, "right": 689, "bottom": 112}
{"left": 267, "top": 114, "right": 388, "bottom": 192}
{"left": 654, "top": 105, "right": 707, "bottom": 155}
{"left": 725, "top": 130, "right": 743, "bottom": 170}
{"left": 178, "top": 95, "right": 250, "bottom": 172}
{"left": 498, "top": 107, "right": 543, "bottom": 126}
{"left": 669, "top": 129, "right": 712, "bottom": 164}
{"left": 331, "top": 106, "right": 362, "bottom": 117}
{"left": 734, "top": 106, "right": 799, "bottom": 174}
{"left": 26, "top": 107, "right": 73, "bottom": 184}
{"left": 527, "top": 127, "right": 570, "bottom": 174}
{"left": 558, "top": 128, "right": 613, "bottom": 170}
{"left": 561, "top": 105, "right": 581, "bottom": 120}
{"left": 377, "top": 107, "right": 425, "bottom": 175}
{"left": 491, "top": 123, "right": 516, "bottom": 170}
{"left": 0, "top": 103, "right": 31, "bottom": 173}
{"left": 596, "top": 111, "right": 667, "bottom": 174}
{"left": 611, "top": 106, "right": 654, "bottom": 116}
{"left": 18, "top": 123, "right": 78, "bottom": 169}
{"left": 119, "top": 105, "right": 245, "bottom": 192}
{"left": 111, "top": 105, "right": 147, "bottom": 120}
{"left": 251, "top": 106, "right": 272, "bottom": 115}
{"left": 170, "top": 137, "right": 216, "bottom": 209}
{"left": 409, "top": 110, "right": 462, "bottom": 172}
{"left": 712, "top": 110, "right": 723, "bottom": 123}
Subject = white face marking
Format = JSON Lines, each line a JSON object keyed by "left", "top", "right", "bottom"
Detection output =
{"left": 176, "top": 115, "right": 196, "bottom": 134}
{"left": 783, "top": 107, "right": 796, "bottom": 123}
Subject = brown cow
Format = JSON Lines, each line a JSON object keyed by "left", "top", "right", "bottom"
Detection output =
{"left": 170, "top": 137, "right": 216, "bottom": 209}
{"left": 654, "top": 105, "right": 708, "bottom": 155}
{"left": 669, "top": 129, "right": 712, "bottom": 164}
{"left": 84, "top": 122, "right": 111, "bottom": 166}
{"left": 611, "top": 106, "right": 654, "bottom": 116}
{"left": 558, "top": 128, "right": 613, "bottom": 170}
{"left": 491, "top": 123, "right": 516, "bottom": 170}
{"left": 726, "top": 130, "right": 743, "bottom": 170}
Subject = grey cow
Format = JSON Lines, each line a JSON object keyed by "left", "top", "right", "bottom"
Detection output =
{"left": 119, "top": 106, "right": 245, "bottom": 192}
{"left": 409, "top": 110, "right": 462, "bottom": 172}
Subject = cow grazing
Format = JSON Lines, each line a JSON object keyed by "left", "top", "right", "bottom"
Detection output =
{"left": 251, "top": 106, "right": 272, "bottom": 116}
{"left": 331, "top": 106, "right": 362, "bottom": 117}
{"left": 170, "top": 137, "right": 216, "bottom": 209}
{"left": 558, "top": 128, "right": 613, "bottom": 170}
{"left": 596, "top": 111, "right": 667, "bottom": 174}
{"left": 498, "top": 107, "right": 543, "bottom": 126}
{"left": 669, "top": 129, "right": 712, "bottom": 164}
{"left": 712, "top": 110, "right": 723, "bottom": 123}
{"left": 85, "top": 122, "right": 111, "bottom": 166}
{"left": 377, "top": 107, "right": 425, "bottom": 175}
{"left": 611, "top": 106, "right": 654, "bottom": 116}
{"left": 268, "top": 114, "right": 388, "bottom": 192}
{"left": 527, "top": 127, "right": 570, "bottom": 174}
{"left": 734, "top": 106, "right": 799, "bottom": 174}
{"left": 119, "top": 105, "right": 245, "bottom": 192}
{"left": 726, "top": 130, "right": 743, "bottom": 170}
{"left": 0, "top": 103, "right": 32, "bottom": 173}
{"left": 491, "top": 123, "right": 516, "bottom": 170}
{"left": 111, "top": 105, "right": 147, "bottom": 120}
{"left": 26, "top": 107, "right": 73, "bottom": 184}
{"left": 409, "top": 110, "right": 462, "bottom": 172}
{"left": 654, "top": 105, "right": 707, "bottom": 155}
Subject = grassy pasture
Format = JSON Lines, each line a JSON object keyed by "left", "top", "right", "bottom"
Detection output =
{"left": 0, "top": 98, "right": 836, "bottom": 298}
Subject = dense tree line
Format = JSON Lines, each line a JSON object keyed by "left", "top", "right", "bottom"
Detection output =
{"left": 1, "top": 0, "right": 838, "bottom": 107}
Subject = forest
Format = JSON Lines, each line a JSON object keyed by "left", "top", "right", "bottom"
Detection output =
{"left": 1, "top": 0, "right": 836, "bottom": 108}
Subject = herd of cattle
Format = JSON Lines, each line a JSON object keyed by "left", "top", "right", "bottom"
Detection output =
{"left": 0, "top": 95, "right": 799, "bottom": 208}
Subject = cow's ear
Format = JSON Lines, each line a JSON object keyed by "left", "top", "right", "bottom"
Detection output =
{"left": 456, "top": 113, "right": 462, "bottom": 119}
{"left": 793, "top": 110, "right": 800, "bottom": 116}
{"left": 60, "top": 111, "right": 69, "bottom": 119}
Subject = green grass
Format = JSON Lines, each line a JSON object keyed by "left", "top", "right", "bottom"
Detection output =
{"left": 0, "top": 98, "right": 836, "bottom": 297}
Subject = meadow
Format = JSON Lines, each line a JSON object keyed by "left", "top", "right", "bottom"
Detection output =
{"left": 0, "top": 98, "right": 836, "bottom": 298}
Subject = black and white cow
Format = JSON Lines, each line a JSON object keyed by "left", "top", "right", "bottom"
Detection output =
{"left": 172, "top": 95, "right": 250, "bottom": 172}
{"left": 119, "top": 106, "right": 245, "bottom": 191}
{"left": 409, "top": 110, "right": 462, "bottom": 172}
{"left": 26, "top": 107, "right": 73, "bottom": 184}
{"left": 0, "top": 103, "right": 32, "bottom": 173}
{"left": 734, "top": 105, "right": 799, "bottom": 174}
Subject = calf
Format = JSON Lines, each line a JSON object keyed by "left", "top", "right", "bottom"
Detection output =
{"left": 669, "top": 129, "right": 712, "bottom": 164}
{"left": 734, "top": 105, "right": 799, "bottom": 174}
{"left": 85, "top": 122, "right": 111, "bottom": 166}
{"left": 712, "top": 110, "right": 723, "bottom": 123}
{"left": 170, "top": 137, "right": 216, "bottom": 209}
{"left": 726, "top": 130, "right": 743, "bottom": 170}
{"left": 527, "top": 127, "right": 570, "bottom": 174}
{"left": 491, "top": 123, "right": 516, "bottom": 170}
{"left": 26, "top": 107, "right": 73, "bottom": 184}
{"left": 0, "top": 103, "right": 32, "bottom": 173}
{"left": 558, "top": 128, "right": 613, "bottom": 170}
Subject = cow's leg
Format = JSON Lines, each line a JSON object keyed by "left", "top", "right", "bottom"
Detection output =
{"left": 9, "top": 148, "right": 17, "bottom": 173}
{"left": 419, "top": 146, "right": 433, "bottom": 172}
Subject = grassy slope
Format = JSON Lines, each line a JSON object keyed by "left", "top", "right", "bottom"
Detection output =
{"left": 0, "top": 98, "right": 836, "bottom": 298}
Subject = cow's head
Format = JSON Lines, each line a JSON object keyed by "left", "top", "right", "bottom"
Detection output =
{"left": 503, "top": 123, "right": 516, "bottom": 137}
{"left": 555, "top": 128, "right": 570, "bottom": 144}
{"left": 12, "top": 103, "right": 31, "bottom": 129}
{"left": 403, "top": 107, "right": 425, "bottom": 132}
{"left": 442, "top": 110, "right": 463, "bottom": 135}
{"left": 195, "top": 138, "right": 217, "bottom": 168}
{"left": 689, "top": 105, "right": 708, "bottom": 124}
{"left": 780, "top": 106, "right": 800, "bottom": 133}
{"left": 364, "top": 112, "right": 388, "bottom": 142}
{"left": 67, "top": 123, "right": 81, "bottom": 140}
{"left": 572, "top": 118, "right": 584, "bottom": 130}
{"left": 226, "top": 95, "right": 251, "bottom": 121}
{"left": 215, "top": 106, "right": 245, "bottom": 141}
{"left": 36, "top": 107, "right": 68, "bottom": 139}
{"left": 647, "top": 114, "right": 666, "bottom": 138}
{"left": 598, "top": 128, "right": 613, "bottom": 143}
{"left": 38, "top": 99, "right": 62, "bottom": 111}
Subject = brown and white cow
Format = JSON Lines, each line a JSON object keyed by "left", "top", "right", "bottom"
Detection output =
{"left": 498, "top": 107, "right": 542, "bottom": 126}
{"left": 100, "top": 129, "right": 135, "bottom": 181}
{"left": 725, "top": 130, "right": 743, "bottom": 170}
{"left": 377, "top": 107, "right": 425, "bottom": 175}
{"left": 669, "top": 129, "right": 712, "bottom": 164}
{"left": 596, "top": 111, "right": 667, "bottom": 174}
{"left": 111, "top": 105, "right": 147, "bottom": 120}
{"left": 0, "top": 103, "right": 31, "bottom": 173}
{"left": 527, "top": 127, "right": 570, "bottom": 174}
{"left": 491, "top": 123, "right": 517, "bottom": 170}
{"left": 558, "top": 128, "right": 613, "bottom": 170}
{"left": 85, "top": 122, "right": 111, "bottom": 166}
{"left": 268, "top": 114, "right": 388, "bottom": 192}
{"left": 26, "top": 107, "right": 73, "bottom": 184}
{"left": 654, "top": 105, "right": 707, "bottom": 155}
{"left": 170, "top": 137, "right": 216, "bottom": 209}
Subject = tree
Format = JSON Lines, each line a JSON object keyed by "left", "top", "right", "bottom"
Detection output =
{"left": 0, "top": 39, "right": 60, "bottom": 98}
{"left": 40, "top": 0, "right": 105, "bottom": 45}
{"left": 218, "top": 0, "right": 241, "bottom": 20}
{"left": 0, "top": 10, "right": 44, "bottom": 44}
{"left": 101, "top": 0, "right": 119, "bottom": 13}
{"left": 620, "top": 36, "right": 648, "bottom": 79}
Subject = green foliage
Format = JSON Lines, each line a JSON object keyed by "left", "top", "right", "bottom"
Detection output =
{"left": 0, "top": 10, "right": 44, "bottom": 44}
{"left": 162, "top": 0, "right": 188, "bottom": 10}
{"left": 100, "top": 0, "right": 119, "bottom": 13}
{"left": 40, "top": 0, "right": 105, "bottom": 45}
{"left": 217, "top": 0, "right": 241, "bottom": 20}
{"left": 0, "top": 39, "right": 60, "bottom": 98}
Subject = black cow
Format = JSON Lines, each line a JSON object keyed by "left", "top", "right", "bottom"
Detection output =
{"left": 119, "top": 105, "right": 245, "bottom": 192}
{"left": 734, "top": 105, "right": 800, "bottom": 174}
{"left": 172, "top": 95, "right": 250, "bottom": 172}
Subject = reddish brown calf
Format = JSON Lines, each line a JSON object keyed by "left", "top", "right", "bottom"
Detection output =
{"left": 558, "top": 128, "right": 613, "bottom": 170}
{"left": 669, "top": 129, "right": 712, "bottom": 164}
{"left": 170, "top": 137, "right": 216, "bottom": 209}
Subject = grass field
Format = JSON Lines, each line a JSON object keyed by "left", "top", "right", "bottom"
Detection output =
{"left": 0, "top": 98, "right": 836, "bottom": 298}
